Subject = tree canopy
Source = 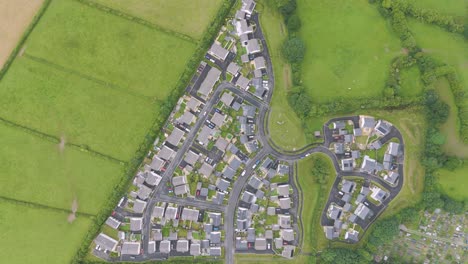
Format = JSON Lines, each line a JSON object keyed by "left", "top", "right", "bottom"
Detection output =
{"left": 282, "top": 37, "right": 305, "bottom": 63}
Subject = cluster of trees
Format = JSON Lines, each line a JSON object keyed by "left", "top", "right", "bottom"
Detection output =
{"left": 383, "top": 55, "right": 417, "bottom": 100}
{"left": 309, "top": 154, "right": 332, "bottom": 184}
{"left": 287, "top": 86, "right": 312, "bottom": 118}
{"left": 71, "top": 0, "right": 236, "bottom": 263}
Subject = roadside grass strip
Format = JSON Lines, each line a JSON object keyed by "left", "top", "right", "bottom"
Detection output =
{"left": 0, "top": 57, "right": 157, "bottom": 160}
{"left": 297, "top": 0, "right": 401, "bottom": 103}
{"left": 91, "top": 0, "right": 223, "bottom": 40}
{"left": 0, "top": 201, "right": 92, "bottom": 264}
{"left": 24, "top": 0, "right": 196, "bottom": 99}
{"left": 0, "top": 120, "right": 123, "bottom": 215}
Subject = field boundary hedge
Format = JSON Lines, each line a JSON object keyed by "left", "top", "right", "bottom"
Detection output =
{"left": 0, "top": 195, "right": 95, "bottom": 218}
{"left": 71, "top": 1, "right": 236, "bottom": 263}
{"left": 23, "top": 53, "right": 154, "bottom": 102}
{"left": 0, "top": 0, "right": 52, "bottom": 81}
{"left": 74, "top": 0, "right": 197, "bottom": 43}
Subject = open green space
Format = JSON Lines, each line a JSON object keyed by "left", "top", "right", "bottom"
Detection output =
{"left": 25, "top": 0, "right": 196, "bottom": 98}
{"left": 0, "top": 122, "right": 123, "bottom": 215}
{"left": 258, "top": 1, "right": 307, "bottom": 150}
{"left": 399, "top": 66, "right": 424, "bottom": 97}
{"left": 434, "top": 78, "right": 468, "bottom": 158}
{"left": 297, "top": 0, "right": 401, "bottom": 103}
{"left": 93, "top": 0, "right": 222, "bottom": 40}
{"left": 437, "top": 164, "right": 468, "bottom": 201}
{"left": 0, "top": 57, "right": 156, "bottom": 160}
{"left": 0, "top": 201, "right": 92, "bottom": 264}
{"left": 407, "top": 0, "right": 468, "bottom": 17}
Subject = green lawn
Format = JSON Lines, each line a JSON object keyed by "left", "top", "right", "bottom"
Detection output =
{"left": 437, "top": 164, "right": 468, "bottom": 201}
{"left": 0, "top": 123, "right": 123, "bottom": 215}
{"left": 93, "top": 0, "right": 222, "bottom": 40}
{"left": 297, "top": 0, "right": 402, "bottom": 103}
{"left": 407, "top": 0, "right": 468, "bottom": 17}
{"left": 258, "top": 1, "right": 307, "bottom": 151}
{"left": 0, "top": 201, "right": 92, "bottom": 264}
{"left": 399, "top": 66, "right": 424, "bottom": 97}
{"left": 25, "top": 0, "right": 196, "bottom": 99}
{"left": 0, "top": 58, "right": 157, "bottom": 160}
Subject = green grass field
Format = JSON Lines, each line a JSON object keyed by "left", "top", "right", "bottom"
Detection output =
{"left": 93, "top": 0, "right": 222, "bottom": 40}
{"left": 0, "top": 122, "right": 123, "bottom": 214}
{"left": 258, "top": 1, "right": 307, "bottom": 150}
{"left": 437, "top": 164, "right": 468, "bottom": 201}
{"left": 297, "top": 0, "right": 401, "bottom": 103}
{"left": 407, "top": 0, "right": 468, "bottom": 17}
{"left": 0, "top": 201, "right": 92, "bottom": 264}
{"left": 399, "top": 66, "right": 424, "bottom": 97}
{"left": 0, "top": 58, "right": 156, "bottom": 160}
{"left": 25, "top": 0, "right": 196, "bottom": 99}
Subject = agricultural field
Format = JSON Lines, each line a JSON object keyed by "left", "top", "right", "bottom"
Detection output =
{"left": 93, "top": 0, "right": 223, "bottom": 40}
{"left": 258, "top": 1, "right": 307, "bottom": 150}
{"left": 407, "top": 0, "right": 468, "bottom": 17}
{"left": 297, "top": 0, "right": 401, "bottom": 103}
{"left": 0, "top": 201, "right": 92, "bottom": 264}
{"left": 25, "top": 0, "right": 196, "bottom": 99}
{"left": 399, "top": 66, "right": 424, "bottom": 98}
{"left": 437, "top": 164, "right": 468, "bottom": 201}
{"left": 0, "top": 122, "right": 123, "bottom": 215}
{"left": 0, "top": 0, "right": 43, "bottom": 68}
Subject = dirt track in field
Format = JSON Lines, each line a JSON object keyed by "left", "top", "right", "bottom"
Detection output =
{"left": 0, "top": 0, "right": 44, "bottom": 69}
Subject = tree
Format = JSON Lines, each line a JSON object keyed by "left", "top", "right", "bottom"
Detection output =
{"left": 320, "top": 248, "right": 366, "bottom": 264}
{"left": 368, "top": 218, "right": 399, "bottom": 246}
{"left": 443, "top": 156, "right": 463, "bottom": 171}
{"left": 287, "top": 14, "right": 301, "bottom": 32}
{"left": 288, "top": 86, "right": 312, "bottom": 118}
{"left": 282, "top": 37, "right": 305, "bottom": 63}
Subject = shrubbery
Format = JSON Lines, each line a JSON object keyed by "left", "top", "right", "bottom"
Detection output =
{"left": 281, "top": 37, "right": 305, "bottom": 63}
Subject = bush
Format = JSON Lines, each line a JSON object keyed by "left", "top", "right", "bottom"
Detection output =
{"left": 287, "top": 14, "right": 301, "bottom": 32}
{"left": 282, "top": 37, "right": 305, "bottom": 63}
{"left": 287, "top": 86, "right": 311, "bottom": 118}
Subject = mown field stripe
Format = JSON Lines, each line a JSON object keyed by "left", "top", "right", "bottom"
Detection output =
{"left": 74, "top": 0, "right": 197, "bottom": 44}
{"left": 0, "top": 116, "right": 127, "bottom": 165}
{"left": 22, "top": 53, "right": 155, "bottom": 103}
{"left": 0, "top": 195, "right": 95, "bottom": 218}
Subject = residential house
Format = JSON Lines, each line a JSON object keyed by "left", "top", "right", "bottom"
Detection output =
{"left": 198, "top": 67, "right": 221, "bottom": 98}
{"left": 345, "top": 230, "right": 359, "bottom": 242}
{"left": 158, "top": 145, "right": 175, "bottom": 161}
{"left": 370, "top": 187, "right": 388, "bottom": 203}
{"left": 174, "top": 184, "right": 189, "bottom": 195}
{"left": 241, "top": 0, "right": 256, "bottom": 16}
{"left": 341, "top": 158, "right": 354, "bottom": 172}
{"left": 150, "top": 156, "right": 164, "bottom": 171}
{"left": 130, "top": 217, "right": 143, "bottom": 232}
{"left": 278, "top": 215, "right": 291, "bottom": 228}
{"left": 184, "top": 151, "right": 200, "bottom": 166}
{"left": 388, "top": 142, "right": 400, "bottom": 156}
{"left": 281, "top": 229, "right": 294, "bottom": 242}
{"left": 236, "top": 75, "right": 250, "bottom": 90}
{"left": 384, "top": 171, "right": 399, "bottom": 185}
{"left": 133, "top": 199, "right": 147, "bottom": 214}
{"left": 216, "top": 178, "right": 230, "bottom": 192}
{"left": 94, "top": 233, "right": 118, "bottom": 252}
{"left": 199, "top": 162, "right": 214, "bottom": 177}
{"left": 178, "top": 111, "right": 195, "bottom": 125}
{"left": 361, "top": 155, "right": 383, "bottom": 174}
{"left": 277, "top": 184, "right": 290, "bottom": 197}
{"left": 220, "top": 92, "right": 235, "bottom": 106}
{"left": 208, "top": 43, "right": 229, "bottom": 61}
{"left": 253, "top": 56, "right": 266, "bottom": 70}
{"left": 172, "top": 176, "right": 187, "bottom": 186}
{"left": 145, "top": 171, "right": 162, "bottom": 186}
{"left": 255, "top": 238, "right": 267, "bottom": 251}
{"left": 166, "top": 127, "right": 185, "bottom": 147}
{"left": 105, "top": 217, "right": 121, "bottom": 230}
{"left": 375, "top": 120, "right": 392, "bottom": 136}
{"left": 159, "top": 240, "right": 171, "bottom": 253}
{"left": 359, "top": 116, "right": 375, "bottom": 135}
{"left": 121, "top": 242, "right": 141, "bottom": 255}
{"left": 181, "top": 208, "right": 199, "bottom": 222}
{"left": 354, "top": 203, "right": 372, "bottom": 220}
{"left": 176, "top": 240, "right": 189, "bottom": 253}
{"left": 211, "top": 112, "right": 226, "bottom": 127}
{"left": 215, "top": 137, "right": 229, "bottom": 151}
{"left": 246, "top": 39, "right": 261, "bottom": 54}
{"left": 197, "top": 125, "right": 214, "bottom": 146}
{"left": 279, "top": 197, "right": 291, "bottom": 209}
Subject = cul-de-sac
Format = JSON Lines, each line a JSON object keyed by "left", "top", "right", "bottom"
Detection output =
{"left": 0, "top": 0, "right": 467, "bottom": 263}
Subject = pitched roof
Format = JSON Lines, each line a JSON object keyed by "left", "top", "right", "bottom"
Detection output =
{"left": 211, "top": 112, "right": 226, "bottom": 127}
{"left": 184, "top": 150, "right": 200, "bottom": 165}
{"left": 150, "top": 156, "right": 164, "bottom": 171}
{"left": 246, "top": 39, "right": 261, "bottom": 54}
{"left": 158, "top": 145, "right": 175, "bottom": 161}
{"left": 172, "top": 175, "right": 187, "bottom": 186}
{"left": 277, "top": 184, "right": 290, "bottom": 197}
{"left": 210, "top": 247, "right": 222, "bottom": 256}
{"left": 254, "top": 238, "right": 267, "bottom": 250}
{"left": 105, "top": 217, "right": 121, "bottom": 230}
{"left": 152, "top": 206, "right": 165, "bottom": 218}
{"left": 279, "top": 197, "right": 291, "bottom": 209}
{"left": 145, "top": 171, "right": 162, "bottom": 186}
{"left": 199, "top": 162, "right": 214, "bottom": 177}
{"left": 130, "top": 217, "right": 143, "bottom": 231}
{"left": 388, "top": 142, "right": 400, "bottom": 156}
{"left": 236, "top": 75, "right": 250, "bottom": 90}
{"left": 159, "top": 240, "right": 171, "bottom": 253}
{"left": 208, "top": 43, "right": 229, "bottom": 60}
{"left": 94, "top": 233, "right": 118, "bottom": 252}
{"left": 133, "top": 199, "right": 147, "bottom": 214}
{"left": 186, "top": 97, "right": 201, "bottom": 111}
{"left": 222, "top": 166, "right": 236, "bottom": 180}
{"left": 216, "top": 178, "right": 230, "bottom": 192}
{"left": 137, "top": 185, "right": 152, "bottom": 200}
{"left": 178, "top": 111, "right": 195, "bottom": 125}
{"left": 121, "top": 242, "right": 141, "bottom": 255}
{"left": 197, "top": 125, "right": 214, "bottom": 146}
{"left": 281, "top": 229, "right": 294, "bottom": 241}
{"left": 253, "top": 56, "right": 266, "bottom": 69}
{"left": 181, "top": 208, "right": 200, "bottom": 222}
{"left": 174, "top": 184, "right": 189, "bottom": 195}
{"left": 176, "top": 240, "right": 189, "bottom": 252}
{"left": 164, "top": 206, "right": 178, "bottom": 220}
{"left": 190, "top": 243, "right": 201, "bottom": 256}
{"left": 220, "top": 92, "right": 235, "bottom": 106}
{"left": 199, "top": 67, "right": 221, "bottom": 97}
{"left": 278, "top": 214, "right": 291, "bottom": 228}
{"left": 166, "top": 127, "right": 185, "bottom": 146}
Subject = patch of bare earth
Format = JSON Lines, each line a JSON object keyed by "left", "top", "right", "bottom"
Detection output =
{"left": 67, "top": 197, "right": 79, "bottom": 223}
{"left": 58, "top": 135, "right": 66, "bottom": 153}
{"left": 0, "top": 0, "right": 44, "bottom": 68}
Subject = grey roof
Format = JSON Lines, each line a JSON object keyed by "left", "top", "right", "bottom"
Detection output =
{"left": 246, "top": 39, "right": 261, "bottom": 54}
{"left": 388, "top": 142, "right": 400, "bottom": 156}
{"left": 172, "top": 175, "right": 187, "bottom": 186}
{"left": 186, "top": 97, "right": 201, "bottom": 111}
{"left": 355, "top": 203, "right": 371, "bottom": 220}
{"left": 370, "top": 140, "right": 382, "bottom": 150}
{"left": 343, "top": 203, "right": 352, "bottom": 212}
{"left": 371, "top": 188, "right": 388, "bottom": 202}
{"left": 223, "top": 166, "right": 236, "bottom": 180}
{"left": 150, "top": 156, "right": 164, "bottom": 171}
{"left": 166, "top": 128, "right": 185, "bottom": 146}
{"left": 255, "top": 189, "right": 264, "bottom": 199}
{"left": 329, "top": 205, "right": 342, "bottom": 220}
{"left": 245, "top": 141, "right": 259, "bottom": 153}
{"left": 333, "top": 121, "right": 346, "bottom": 129}
{"left": 105, "top": 217, "right": 121, "bottom": 230}
{"left": 385, "top": 171, "right": 399, "bottom": 185}
{"left": 265, "top": 230, "right": 273, "bottom": 239}
{"left": 345, "top": 230, "right": 359, "bottom": 242}
{"left": 204, "top": 223, "right": 213, "bottom": 235}
{"left": 355, "top": 194, "right": 366, "bottom": 204}
{"left": 353, "top": 128, "right": 362, "bottom": 136}
{"left": 278, "top": 214, "right": 291, "bottom": 228}
{"left": 242, "top": 191, "right": 255, "bottom": 203}
{"left": 375, "top": 120, "right": 392, "bottom": 135}
{"left": 159, "top": 240, "right": 171, "bottom": 253}
{"left": 254, "top": 69, "right": 262, "bottom": 78}
{"left": 216, "top": 178, "right": 230, "bottom": 192}
{"left": 121, "top": 242, "right": 141, "bottom": 255}
{"left": 208, "top": 43, "right": 229, "bottom": 60}
{"left": 351, "top": 150, "right": 360, "bottom": 159}
{"left": 344, "top": 134, "right": 353, "bottom": 143}
{"left": 210, "top": 247, "right": 222, "bottom": 256}
{"left": 341, "top": 193, "right": 351, "bottom": 203}
{"left": 279, "top": 197, "right": 291, "bottom": 209}
{"left": 200, "top": 187, "right": 208, "bottom": 197}
{"left": 94, "top": 233, "right": 118, "bottom": 252}
{"left": 181, "top": 208, "right": 199, "bottom": 222}
{"left": 236, "top": 19, "right": 253, "bottom": 36}
{"left": 255, "top": 238, "right": 267, "bottom": 250}
{"left": 253, "top": 56, "right": 266, "bottom": 69}
{"left": 211, "top": 112, "right": 226, "bottom": 127}
{"left": 360, "top": 116, "right": 375, "bottom": 129}
{"left": 145, "top": 171, "right": 162, "bottom": 186}
{"left": 281, "top": 229, "right": 294, "bottom": 241}
{"left": 361, "top": 155, "right": 382, "bottom": 174}
{"left": 190, "top": 243, "right": 201, "bottom": 256}
{"left": 267, "top": 207, "right": 276, "bottom": 216}
{"left": 130, "top": 217, "right": 143, "bottom": 231}
{"left": 349, "top": 214, "right": 358, "bottom": 223}
{"left": 158, "top": 145, "right": 175, "bottom": 161}
{"left": 261, "top": 157, "right": 273, "bottom": 170}
{"left": 247, "top": 228, "right": 256, "bottom": 242}
{"left": 133, "top": 199, "right": 147, "bottom": 214}
{"left": 334, "top": 143, "right": 345, "bottom": 154}
{"left": 241, "top": 0, "right": 256, "bottom": 14}
{"left": 178, "top": 111, "right": 195, "bottom": 125}
{"left": 229, "top": 156, "right": 242, "bottom": 170}
{"left": 236, "top": 238, "right": 248, "bottom": 249}
{"left": 174, "top": 184, "right": 189, "bottom": 195}
{"left": 236, "top": 75, "right": 250, "bottom": 90}
{"left": 277, "top": 184, "right": 290, "bottom": 197}
{"left": 165, "top": 206, "right": 177, "bottom": 220}
{"left": 383, "top": 154, "right": 392, "bottom": 170}
{"left": 341, "top": 158, "right": 354, "bottom": 172}
{"left": 184, "top": 151, "right": 200, "bottom": 165}
{"left": 361, "top": 186, "right": 370, "bottom": 195}
{"left": 209, "top": 212, "right": 222, "bottom": 226}
{"left": 213, "top": 191, "right": 225, "bottom": 204}
{"left": 199, "top": 162, "right": 214, "bottom": 177}
{"left": 341, "top": 180, "right": 355, "bottom": 193}
{"left": 237, "top": 207, "right": 248, "bottom": 219}
{"left": 137, "top": 185, "right": 152, "bottom": 200}
{"left": 176, "top": 240, "right": 189, "bottom": 252}
{"left": 210, "top": 231, "right": 221, "bottom": 244}
{"left": 227, "top": 63, "right": 240, "bottom": 76}
{"left": 199, "top": 67, "right": 221, "bottom": 97}
{"left": 152, "top": 206, "right": 165, "bottom": 218}
{"left": 248, "top": 176, "right": 262, "bottom": 189}
{"left": 201, "top": 239, "right": 210, "bottom": 249}
{"left": 241, "top": 54, "right": 249, "bottom": 63}
{"left": 275, "top": 237, "right": 283, "bottom": 249}
{"left": 237, "top": 219, "right": 248, "bottom": 230}
{"left": 148, "top": 241, "right": 156, "bottom": 254}
{"left": 324, "top": 226, "right": 334, "bottom": 240}
{"left": 242, "top": 105, "right": 256, "bottom": 117}
{"left": 197, "top": 125, "right": 214, "bottom": 146}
